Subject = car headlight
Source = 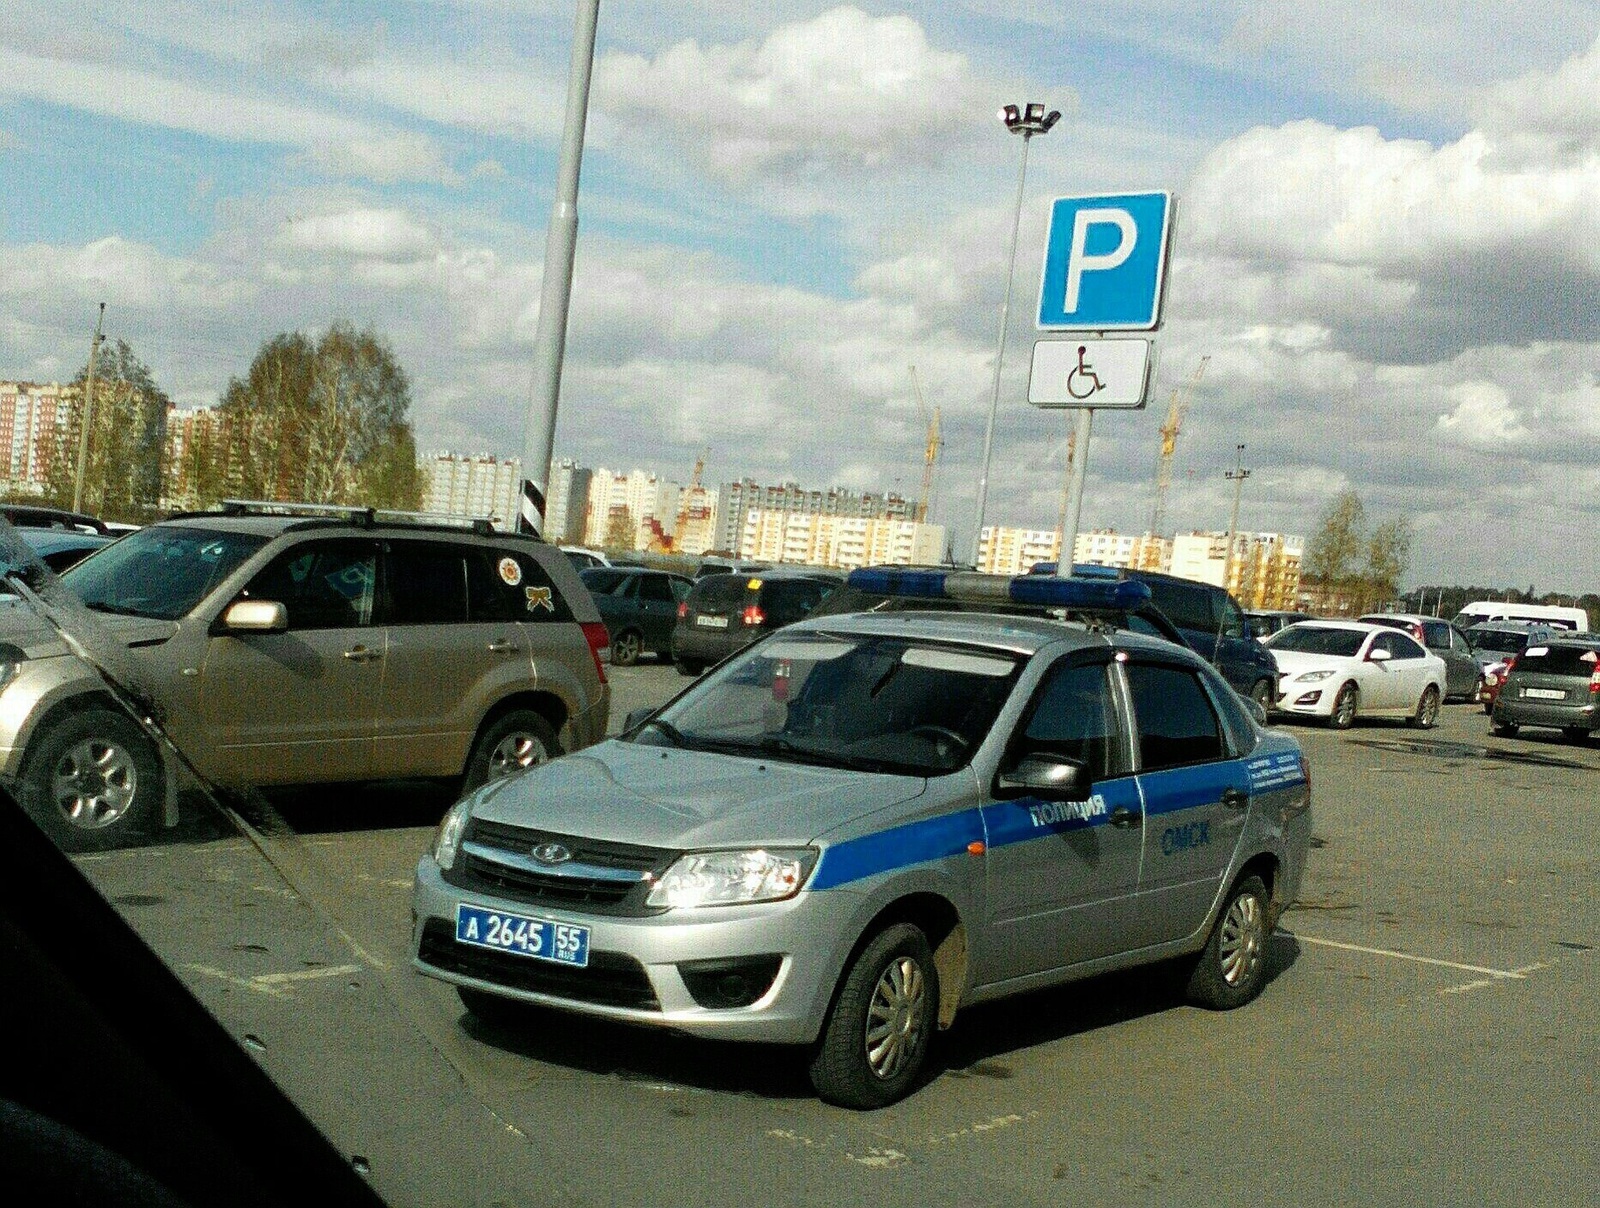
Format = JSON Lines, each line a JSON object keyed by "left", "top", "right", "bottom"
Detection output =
{"left": 646, "top": 848, "right": 818, "bottom": 909}
{"left": 432, "top": 798, "right": 475, "bottom": 871}
{"left": 1295, "top": 669, "right": 1335, "bottom": 683}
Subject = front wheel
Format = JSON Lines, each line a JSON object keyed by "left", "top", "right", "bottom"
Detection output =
{"left": 1327, "top": 683, "right": 1359, "bottom": 729}
{"left": 674, "top": 658, "right": 704, "bottom": 677}
{"left": 461, "top": 710, "right": 559, "bottom": 794}
{"left": 23, "top": 708, "right": 162, "bottom": 851}
{"left": 1491, "top": 720, "right": 1519, "bottom": 738}
{"left": 1186, "top": 875, "right": 1271, "bottom": 1010}
{"left": 1249, "top": 679, "right": 1274, "bottom": 712}
{"left": 1561, "top": 727, "right": 1590, "bottom": 745}
{"left": 1407, "top": 684, "right": 1440, "bottom": 729}
{"left": 809, "top": 923, "right": 939, "bottom": 1110}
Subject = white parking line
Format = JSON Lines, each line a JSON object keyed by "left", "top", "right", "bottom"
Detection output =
{"left": 1288, "top": 933, "right": 1529, "bottom": 980}
{"left": 253, "top": 964, "right": 363, "bottom": 986}
{"left": 184, "top": 961, "right": 362, "bottom": 997}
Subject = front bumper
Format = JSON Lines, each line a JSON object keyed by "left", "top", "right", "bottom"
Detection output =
{"left": 1272, "top": 682, "right": 1335, "bottom": 718}
{"left": 411, "top": 856, "right": 859, "bottom": 1044}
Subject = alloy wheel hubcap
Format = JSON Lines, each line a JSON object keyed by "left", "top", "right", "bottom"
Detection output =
{"left": 864, "top": 956, "right": 927, "bottom": 1080}
{"left": 488, "top": 733, "right": 549, "bottom": 779}
{"left": 51, "top": 739, "right": 138, "bottom": 829}
{"left": 1219, "top": 893, "right": 1265, "bottom": 987}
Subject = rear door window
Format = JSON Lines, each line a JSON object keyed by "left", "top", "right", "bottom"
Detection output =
{"left": 383, "top": 544, "right": 468, "bottom": 625}
{"left": 1148, "top": 580, "right": 1216, "bottom": 633}
{"left": 637, "top": 574, "right": 674, "bottom": 603}
{"left": 1124, "top": 663, "right": 1226, "bottom": 771}
{"left": 690, "top": 575, "right": 749, "bottom": 614}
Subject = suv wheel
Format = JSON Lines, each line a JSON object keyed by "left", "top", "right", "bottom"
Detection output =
{"left": 809, "top": 923, "right": 938, "bottom": 1109}
{"left": 1249, "top": 679, "right": 1273, "bottom": 711}
{"left": 24, "top": 709, "right": 161, "bottom": 851}
{"left": 1186, "top": 874, "right": 1271, "bottom": 1009}
{"left": 462, "top": 710, "right": 559, "bottom": 794}
{"left": 675, "top": 658, "right": 704, "bottom": 677}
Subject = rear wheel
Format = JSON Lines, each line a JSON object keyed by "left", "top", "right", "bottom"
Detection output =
{"left": 1407, "top": 685, "right": 1440, "bottom": 729}
{"left": 1561, "top": 726, "right": 1590, "bottom": 745}
{"left": 1248, "top": 679, "right": 1274, "bottom": 712}
{"left": 611, "top": 629, "right": 643, "bottom": 666}
{"left": 1186, "top": 875, "right": 1271, "bottom": 1010}
{"left": 23, "top": 708, "right": 161, "bottom": 851}
{"left": 1327, "top": 683, "right": 1359, "bottom": 729}
{"left": 1491, "top": 720, "right": 1519, "bottom": 738}
{"left": 809, "top": 923, "right": 938, "bottom": 1109}
{"left": 461, "top": 710, "right": 559, "bottom": 794}
{"left": 675, "top": 658, "right": 704, "bottom": 677}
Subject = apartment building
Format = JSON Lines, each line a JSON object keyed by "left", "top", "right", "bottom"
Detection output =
{"left": 421, "top": 452, "right": 522, "bottom": 525}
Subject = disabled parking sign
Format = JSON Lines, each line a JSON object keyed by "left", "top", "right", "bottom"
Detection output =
{"left": 1037, "top": 192, "right": 1174, "bottom": 331}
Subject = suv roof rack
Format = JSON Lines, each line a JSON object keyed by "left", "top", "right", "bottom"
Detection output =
{"left": 212, "top": 499, "right": 505, "bottom": 537}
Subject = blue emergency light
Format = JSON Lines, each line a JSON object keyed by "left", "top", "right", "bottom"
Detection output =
{"left": 1024, "top": 561, "right": 1119, "bottom": 580}
{"left": 846, "top": 568, "right": 1150, "bottom": 612}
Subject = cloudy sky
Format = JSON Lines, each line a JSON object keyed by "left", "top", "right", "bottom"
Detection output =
{"left": 4, "top": 2, "right": 1599, "bottom": 591}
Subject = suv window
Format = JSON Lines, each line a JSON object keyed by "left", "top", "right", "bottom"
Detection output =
{"left": 1512, "top": 644, "right": 1600, "bottom": 677}
{"left": 760, "top": 579, "right": 829, "bottom": 626}
{"left": 1125, "top": 663, "right": 1225, "bottom": 771}
{"left": 1145, "top": 579, "right": 1216, "bottom": 634}
{"left": 581, "top": 569, "right": 630, "bottom": 595}
{"left": 638, "top": 574, "right": 675, "bottom": 603}
{"left": 689, "top": 575, "right": 750, "bottom": 612}
{"left": 242, "top": 541, "right": 376, "bottom": 630}
{"left": 1020, "top": 661, "right": 1118, "bottom": 777}
{"left": 385, "top": 544, "right": 468, "bottom": 625}
{"left": 61, "top": 526, "right": 268, "bottom": 620}
{"left": 465, "top": 551, "right": 514, "bottom": 622}
{"left": 1421, "top": 620, "right": 1451, "bottom": 649}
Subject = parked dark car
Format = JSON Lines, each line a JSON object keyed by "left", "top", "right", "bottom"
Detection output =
{"left": 16, "top": 528, "right": 116, "bottom": 573}
{"left": 670, "top": 569, "right": 839, "bottom": 674}
{"left": 1032, "top": 564, "right": 1279, "bottom": 709}
{"left": 1359, "top": 613, "right": 1480, "bottom": 700}
{"left": 579, "top": 566, "right": 693, "bottom": 665}
{"left": 1246, "top": 609, "right": 1312, "bottom": 639}
{"left": 0, "top": 505, "right": 111, "bottom": 534}
{"left": 1489, "top": 636, "right": 1600, "bottom": 742}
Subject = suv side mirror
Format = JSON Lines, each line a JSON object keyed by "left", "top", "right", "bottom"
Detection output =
{"left": 996, "top": 753, "right": 1091, "bottom": 801}
{"left": 221, "top": 600, "right": 288, "bottom": 633}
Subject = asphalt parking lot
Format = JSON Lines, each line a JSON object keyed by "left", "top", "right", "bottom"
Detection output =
{"left": 77, "top": 664, "right": 1599, "bottom": 1207}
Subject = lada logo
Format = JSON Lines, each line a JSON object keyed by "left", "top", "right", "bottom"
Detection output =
{"left": 532, "top": 842, "right": 573, "bottom": 865}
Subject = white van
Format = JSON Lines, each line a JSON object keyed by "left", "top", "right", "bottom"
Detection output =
{"left": 1451, "top": 601, "right": 1589, "bottom": 632}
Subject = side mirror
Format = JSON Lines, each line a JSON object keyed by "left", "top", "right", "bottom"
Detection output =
{"left": 1366, "top": 647, "right": 1392, "bottom": 662}
{"left": 996, "top": 753, "right": 1091, "bottom": 801}
{"left": 221, "top": 600, "right": 287, "bottom": 633}
{"left": 623, "top": 705, "right": 657, "bottom": 733}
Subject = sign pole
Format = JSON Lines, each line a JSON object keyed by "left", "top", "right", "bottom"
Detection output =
{"left": 1056, "top": 406, "right": 1094, "bottom": 578}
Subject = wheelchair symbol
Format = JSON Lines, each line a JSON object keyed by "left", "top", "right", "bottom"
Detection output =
{"left": 1066, "top": 345, "right": 1104, "bottom": 400}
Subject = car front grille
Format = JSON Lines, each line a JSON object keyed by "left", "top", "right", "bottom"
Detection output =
{"left": 443, "top": 820, "right": 676, "bottom": 917}
{"left": 418, "top": 919, "right": 659, "bottom": 1010}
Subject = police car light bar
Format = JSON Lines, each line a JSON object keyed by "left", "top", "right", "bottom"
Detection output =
{"left": 846, "top": 568, "right": 1151, "bottom": 611}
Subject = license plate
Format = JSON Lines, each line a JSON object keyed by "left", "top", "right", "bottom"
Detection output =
{"left": 695, "top": 615, "right": 729, "bottom": 629}
{"left": 454, "top": 904, "right": 590, "bottom": 967}
{"left": 1522, "top": 688, "right": 1566, "bottom": 700}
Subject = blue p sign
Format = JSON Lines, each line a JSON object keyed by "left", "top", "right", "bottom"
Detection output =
{"left": 1037, "top": 192, "right": 1173, "bottom": 331}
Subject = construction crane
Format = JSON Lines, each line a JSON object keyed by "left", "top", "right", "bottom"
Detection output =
{"left": 1147, "top": 355, "right": 1210, "bottom": 538}
{"left": 671, "top": 447, "right": 709, "bottom": 549}
{"left": 908, "top": 366, "right": 941, "bottom": 524}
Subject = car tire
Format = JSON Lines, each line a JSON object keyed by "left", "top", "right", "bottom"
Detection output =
{"left": 1327, "top": 683, "right": 1359, "bottom": 729}
{"left": 1249, "top": 679, "right": 1274, "bottom": 712}
{"left": 1407, "top": 685, "right": 1440, "bottom": 729}
{"left": 1561, "top": 727, "right": 1590, "bottom": 745}
{"left": 611, "top": 629, "right": 643, "bottom": 667}
{"left": 1185, "top": 874, "right": 1271, "bottom": 1010}
{"left": 674, "top": 658, "right": 704, "bottom": 677}
{"left": 809, "top": 923, "right": 939, "bottom": 1110}
{"left": 1491, "top": 720, "right": 1519, "bottom": 738}
{"left": 22, "top": 708, "right": 161, "bottom": 852}
{"left": 456, "top": 986, "right": 536, "bottom": 1029}
{"left": 461, "top": 710, "right": 560, "bottom": 794}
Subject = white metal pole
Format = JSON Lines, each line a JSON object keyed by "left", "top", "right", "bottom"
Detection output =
{"left": 1056, "top": 407, "right": 1094, "bottom": 577}
{"left": 518, "top": 0, "right": 600, "bottom": 536}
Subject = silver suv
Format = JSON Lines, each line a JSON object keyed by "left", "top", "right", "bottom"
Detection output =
{"left": 0, "top": 502, "right": 611, "bottom": 850}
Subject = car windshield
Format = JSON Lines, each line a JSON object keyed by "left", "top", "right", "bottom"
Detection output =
{"left": 1266, "top": 626, "right": 1367, "bottom": 657}
{"left": 637, "top": 631, "right": 1022, "bottom": 775}
{"left": 59, "top": 525, "right": 268, "bottom": 620}
{"left": 1469, "top": 627, "right": 1533, "bottom": 655}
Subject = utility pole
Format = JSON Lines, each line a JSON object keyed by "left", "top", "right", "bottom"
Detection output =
{"left": 1223, "top": 443, "right": 1250, "bottom": 593}
{"left": 517, "top": 0, "right": 600, "bottom": 535}
{"left": 72, "top": 302, "right": 106, "bottom": 515}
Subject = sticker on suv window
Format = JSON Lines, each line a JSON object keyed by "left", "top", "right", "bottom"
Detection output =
{"left": 525, "top": 585, "right": 554, "bottom": 612}
{"left": 498, "top": 556, "right": 523, "bottom": 586}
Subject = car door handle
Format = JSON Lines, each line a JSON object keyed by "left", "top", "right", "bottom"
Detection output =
{"left": 1221, "top": 788, "right": 1249, "bottom": 809}
{"left": 343, "top": 645, "right": 379, "bottom": 663}
{"left": 487, "top": 639, "right": 518, "bottom": 654}
{"left": 1108, "top": 806, "right": 1140, "bottom": 828}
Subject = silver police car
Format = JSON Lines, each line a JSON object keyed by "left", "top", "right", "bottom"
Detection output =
{"left": 413, "top": 573, "right": 1312, "bottom": 1108}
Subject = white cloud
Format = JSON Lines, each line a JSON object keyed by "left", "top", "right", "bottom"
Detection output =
{"left": 294, "top": 133, "right": 463, "bottom": 186}
{"left": 1434, "top": 380, "right": 1527, "bottom": 445}
{"left": 279, "top": 209, "right": 438, "bottom": 261}
{"left": 595, "top": 7, "right": 998, "bottom": 186}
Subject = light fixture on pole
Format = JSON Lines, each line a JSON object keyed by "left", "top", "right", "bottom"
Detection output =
{"left": 1224, "top": 443, "right": 1251, "bottom": 589}
{"left": 970, "top": 101, "right": 1061, "bottom": 569}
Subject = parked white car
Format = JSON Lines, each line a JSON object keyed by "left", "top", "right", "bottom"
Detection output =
{"left": 1263, "top": 621, "right": 1447, "bottom": 729}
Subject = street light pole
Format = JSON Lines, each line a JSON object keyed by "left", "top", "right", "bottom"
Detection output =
{"left": 970, "top": 102, "right": 1060, "bottom": 569}
{"left": 517, "top": 0, "right": 600, "bottom": 536}
{"left": 72, "top": 302, "right": 106, "bottom": 516}
{"left": 1224, "top": 443, "right": 1251, "bottom": 592}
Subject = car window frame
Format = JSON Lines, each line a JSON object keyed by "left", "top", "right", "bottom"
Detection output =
{"left": 1117, "top": 656, "right": 1232, "bottom": 773}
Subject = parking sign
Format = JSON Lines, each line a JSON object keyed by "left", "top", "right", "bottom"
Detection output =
{"left": 1037, "top": 192, "right": 1174, "bottom": 331}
